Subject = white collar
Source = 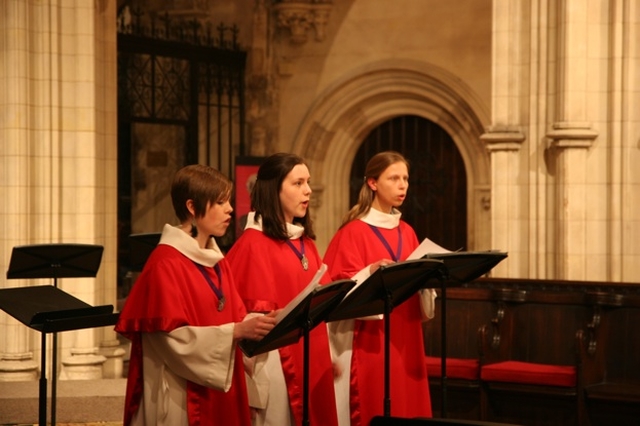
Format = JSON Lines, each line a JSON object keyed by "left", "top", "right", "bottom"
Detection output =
{"left": 158, "top": 224, "right": 224, "bottom": 267}
{"left": 360, "top": 206, "right": 401, "bottom": 229}
{"left": 244, "top": 211, "right": 304, "bottom": 239}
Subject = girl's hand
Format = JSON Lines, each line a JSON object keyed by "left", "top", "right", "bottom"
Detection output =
{"left": 234, "top": 310, "right": 278, "bottom": 341}
{"left": 369, "top": 258, "right": 395, "bottom": 274}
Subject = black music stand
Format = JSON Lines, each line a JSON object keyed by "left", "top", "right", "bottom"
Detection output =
{"left": 239, "top": 279, "right": 355, "bottom": 426}
{"left": 422, "top": 251, "right": 508, "bottom": 418}
{"left": 128, "top": 232, "right": 161, "bottom": 272}
{"left": 370, "top": 416, "right": 522, "bottom": 426}
{"left": 422, "top": 251, "right": 508, "bottom": 284}
{"left": 326, "top": 258, "right": 447, "bottom": 418}
{"left": 2, "top": 243, "right": 114, "bottom": 426}
{"left": 6, "top": 243, "right": 104, "bottom": 281}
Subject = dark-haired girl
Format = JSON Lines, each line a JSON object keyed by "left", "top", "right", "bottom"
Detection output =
{"left": 226, "top": 153, "right": 339, "bottom": 426}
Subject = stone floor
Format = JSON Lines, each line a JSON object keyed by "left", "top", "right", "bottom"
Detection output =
{"left": 2, "top": 424, "right": 122, "bottom": 426}
{"left": 0, "top": 379, "right": 126, "bottom": 425}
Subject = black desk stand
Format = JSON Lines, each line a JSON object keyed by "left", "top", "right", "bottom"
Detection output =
{"left": 423, "top": 251, "right": 508, "bottom": 419}
{"left": 326, "top": 259, "right": 447, "bottom": 418}
{"left": 128, "top": 232, "right": 161, "bottom": 272}
{"left": 239, "top": 279, "right": 355, "bottom": 426}
{"left": 1, "top": 243, "right": 117, "bottom": 426}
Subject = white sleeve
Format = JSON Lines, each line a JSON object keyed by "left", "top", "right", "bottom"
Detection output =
{"left": 419, "top": 288, "right": 438, "bottom": 320}
{"left": 144, "top": 323, "right": 236, "bottom": 392}
{"left": 240, "top": 312, "right": 271, "bottom": 408}
{"left": 244, "top": 351, "right": 271, "bottom": 409}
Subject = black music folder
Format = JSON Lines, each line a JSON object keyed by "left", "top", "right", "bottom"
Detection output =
{"left": 422, "top": 251, "right": 508, "bottom": 283}
{"left": 239, "top": 278, "right": 355, "bottom": 357}
{"left": 326, "top": 258, "right": 446, "bottom": 322}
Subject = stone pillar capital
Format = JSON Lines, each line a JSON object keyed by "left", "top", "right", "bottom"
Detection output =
{"left": 480, "top": 126, "right": 526, "bottom": 152}
{"left": 547, "top": 122, "right": 598, "bottom": 149}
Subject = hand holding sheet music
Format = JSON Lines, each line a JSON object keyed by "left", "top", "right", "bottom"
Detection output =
{"left": 239, "top": 265, "right": 355, "bottom": 357}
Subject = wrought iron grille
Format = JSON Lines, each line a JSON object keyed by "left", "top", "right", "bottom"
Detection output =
{"left": 116, "top": 7, "right": 247, "bottom": 291}
{"left": 117, "top": 7, "right": 246, "bottom": 169}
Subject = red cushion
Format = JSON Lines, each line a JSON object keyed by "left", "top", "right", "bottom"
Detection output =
{"left": 425, "top": 356, "right": 479, "bottom": 380}
{"left": 480, "top": 360, "right": 576, "bottom": 387}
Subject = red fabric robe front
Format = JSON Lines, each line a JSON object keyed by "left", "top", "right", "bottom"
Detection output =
{"left": 323, "top": 218, "right": 432, "bottom": 426}
{"left": 115, "top": 244, "right": 250, "bottom": 426}
{"left": 225, "top": 228, "right": 339, "bottom": 426}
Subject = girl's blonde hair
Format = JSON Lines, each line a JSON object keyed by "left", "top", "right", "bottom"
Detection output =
{"left": 341, "top": 150, "right": 409, "bottom": 227}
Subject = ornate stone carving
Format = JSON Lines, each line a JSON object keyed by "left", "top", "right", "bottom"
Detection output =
{"left": 274, "top": 1, "right": 333, "bottom": 44}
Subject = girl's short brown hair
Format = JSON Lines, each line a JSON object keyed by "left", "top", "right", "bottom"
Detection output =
{"left": 171, "top": 164, "right": 232, "bottom": 222}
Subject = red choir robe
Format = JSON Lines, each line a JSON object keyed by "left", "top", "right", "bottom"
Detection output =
{"left": 323, "top": 208, "right": 433, "bottom": 426}
{"left": 115, "top": 224, "right": 251, "bottom": 426}
{"left": 225, "top": 214, "right": 339, "bottom": 426}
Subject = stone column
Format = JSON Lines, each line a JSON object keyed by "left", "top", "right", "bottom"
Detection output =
{"left": 0, "top": 0, "right": 45, "bottom": 383}
{"left": 56, "top": 0, "right": 121, "bottom": 380}
{"left": 0, "top": 0, "right": 121, "bottom": 381}
{"left": 94, "top": 0, "right": 125, "bottom": 380}
{"left": 546, "top": 0, "right": 598, "bottom": 280}
{"left": 481, "top": 129, "right": 525, "bottom": 277}
{"left": 480, "top": 0, "right": 526, "bottom": 277}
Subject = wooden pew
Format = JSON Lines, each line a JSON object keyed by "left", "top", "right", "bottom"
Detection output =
{"left": 422, "top": 287, "right": 495, "bottom": 420}
{"left": 477, "top": 286, "right": 589, "bottom": 426}
{"left": 422, "top": 278, "right": 640, "bottom": 426}
{"left": 579, "top": 290, "right": 640, "bottom": 426}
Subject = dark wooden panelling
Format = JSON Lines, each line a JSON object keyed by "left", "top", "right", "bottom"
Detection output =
{"left": 422, "top": 278, "right": 640, "bottom": 426}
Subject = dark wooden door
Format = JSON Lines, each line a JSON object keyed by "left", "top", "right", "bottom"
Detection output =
{"left": 350, "top": 115, "right": 467, "bottom": 251}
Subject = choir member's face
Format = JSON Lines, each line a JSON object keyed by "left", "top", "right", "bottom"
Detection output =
{"left": 198, "top": 198, "right": 233, "bottom": 237}
{"left": 279, "top": 164, "right": 312, "bottom": 224}
{"left": 368, "top": 161, "right": 409, "bottom": 213}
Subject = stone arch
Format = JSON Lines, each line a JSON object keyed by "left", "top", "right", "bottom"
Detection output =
{"left": 292, "top": 60, "right": 491, "bottom": 253}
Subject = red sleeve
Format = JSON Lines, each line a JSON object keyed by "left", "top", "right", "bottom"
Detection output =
{"left": 225, "top": 230, "right": 280, "bottom": 312}
{"left": 115, "top": 247, "right": 193, "bottom": 336}
{"left": 399, "top": 221, "right": 420, "bottom": 257}
{"left": 304, "top": 236, "right": 332, "bottom": 284}
{"left": 217, "top": 259, "right": 248, "bottom": 320}
{"left": 323, "top": 220, "right": 420, "bottom": 282}
{"left": 323, "top": 222, "right": 370, "bottom": 281}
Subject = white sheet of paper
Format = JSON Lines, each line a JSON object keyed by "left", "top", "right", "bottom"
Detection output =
{"left": 342, "top": 237, "right": 450, "bottom": 299}
{"left": 407, "top": 237, "right": 452, "bottom": 259}
{"left": 275, "top": 263, "right": 328, "bottom": 323}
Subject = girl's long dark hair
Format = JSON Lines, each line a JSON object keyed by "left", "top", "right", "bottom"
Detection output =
{"left": 251, "top": 152, "right": 316, "bottom": 241}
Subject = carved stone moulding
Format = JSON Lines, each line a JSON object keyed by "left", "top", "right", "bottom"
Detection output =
{"left": 481, "top": 125, "right": 526, "bottom": 152}
{"left": 274, "top": 1, "right": 333, "bottom": 44}
{"left": 547, "top": 121, "right": 598, "bottom": 150}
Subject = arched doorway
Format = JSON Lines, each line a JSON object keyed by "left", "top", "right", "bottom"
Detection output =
{"left": 351, "top": 115, "right": 467, "bottom": 251}
{"left": 293, "top": 60, "right": 490, "bottom": 254}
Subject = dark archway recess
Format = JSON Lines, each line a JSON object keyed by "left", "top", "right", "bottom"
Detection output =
{"left": 350, "top": 115, "right": 467, "bottom": 252}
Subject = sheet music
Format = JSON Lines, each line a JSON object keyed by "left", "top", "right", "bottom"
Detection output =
{"left": 341, "top": 237, "right": 451, "bottom": 299}
{"left": 334, "top": 238, "right": 452, "bottom": 314}
{"left": 407, "top": 238, "right": 451, "bottom": 318}
{"left": 407, "top": 237, "right": 452, "bottom": 259}
{"left": 275, "top": 264, "right": 328, "bottom": 323}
